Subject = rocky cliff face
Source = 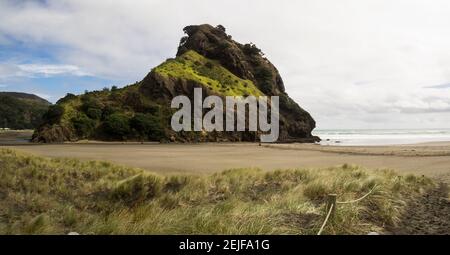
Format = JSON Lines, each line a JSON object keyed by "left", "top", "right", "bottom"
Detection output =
{"left": 142, "top": 24, "right": 318, "bottom": 142}
{"left": 33, "top": 24, "right": 319, "bottom": 143}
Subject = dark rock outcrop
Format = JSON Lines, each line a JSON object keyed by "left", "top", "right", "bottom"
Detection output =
{"left": 146, "top": 24, "right": 319, "bottom": 142}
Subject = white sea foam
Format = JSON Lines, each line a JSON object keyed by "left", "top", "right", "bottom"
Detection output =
{"left": 313, "top": 129, "right": 450, "bottom": 146}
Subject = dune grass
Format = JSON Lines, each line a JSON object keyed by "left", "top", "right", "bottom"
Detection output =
{"left": 0, "top": 149, "right": 434, "bottom": 235}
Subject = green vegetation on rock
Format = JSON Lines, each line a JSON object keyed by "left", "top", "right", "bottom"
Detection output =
{"left": 154, "top": 50, "right": 263, "bottom": 97}
{"left": 33, "top": 83, "right": 165, "bottom": 142}
{"left": 130, "top": 113, "right": 164, "bottom": 141}
{"left": 33, "top": 50, "right": 264, "bottom": 143}
{"left": 103, "top": 113, "right": 131, "bottom": 139}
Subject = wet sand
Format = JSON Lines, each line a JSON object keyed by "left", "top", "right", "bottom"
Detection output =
{"left": 0, "top": 130, "right": 33, "bottom": 144}
{"left": 4, "top": 142, "right": 450, "bottom": 183}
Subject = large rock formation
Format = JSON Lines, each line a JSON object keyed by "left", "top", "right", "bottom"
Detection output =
{"left": 33, "top": 24, "right": 319, "bottom": 143}
{"left": 142, "top": 24, "right": 318, "bottom": 142}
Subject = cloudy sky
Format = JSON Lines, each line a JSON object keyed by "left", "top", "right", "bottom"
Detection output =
{"left": 1, "top": 0, "right": 450, "bottom": 129}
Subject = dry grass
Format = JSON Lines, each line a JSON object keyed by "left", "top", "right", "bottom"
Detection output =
{"left": 0, "top": 149, "right": 434, "bottom": 234}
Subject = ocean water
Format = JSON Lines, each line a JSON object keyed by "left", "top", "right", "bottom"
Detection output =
{"left": 312, "top": 129, "right": 450, "bottom": 146}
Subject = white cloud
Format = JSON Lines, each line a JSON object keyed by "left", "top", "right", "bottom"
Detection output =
{"left": 1, "top": 0, "right": 450, "bottom": 128}
{"left": 425, "top": 83, "right": 450, "bottom": 89}
{"left": 17, "top": 64, "right": 89, "bottom": 77}
{"left": 0, "top": 63, "right": 21, "bottom": 79}
{"left": 0, "top": 62, "right": 89, "bottom": 80}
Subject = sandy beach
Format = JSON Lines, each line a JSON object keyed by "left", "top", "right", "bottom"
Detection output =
{"left": 4, "top": 142, "right": 450, "bottom": 184}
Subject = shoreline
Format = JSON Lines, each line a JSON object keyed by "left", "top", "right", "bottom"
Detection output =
{"left": 2, "top": 129, "right": 450, "bottom": 147}
{"left": 2, "top": 138, "right": 450, "bottom": 146}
